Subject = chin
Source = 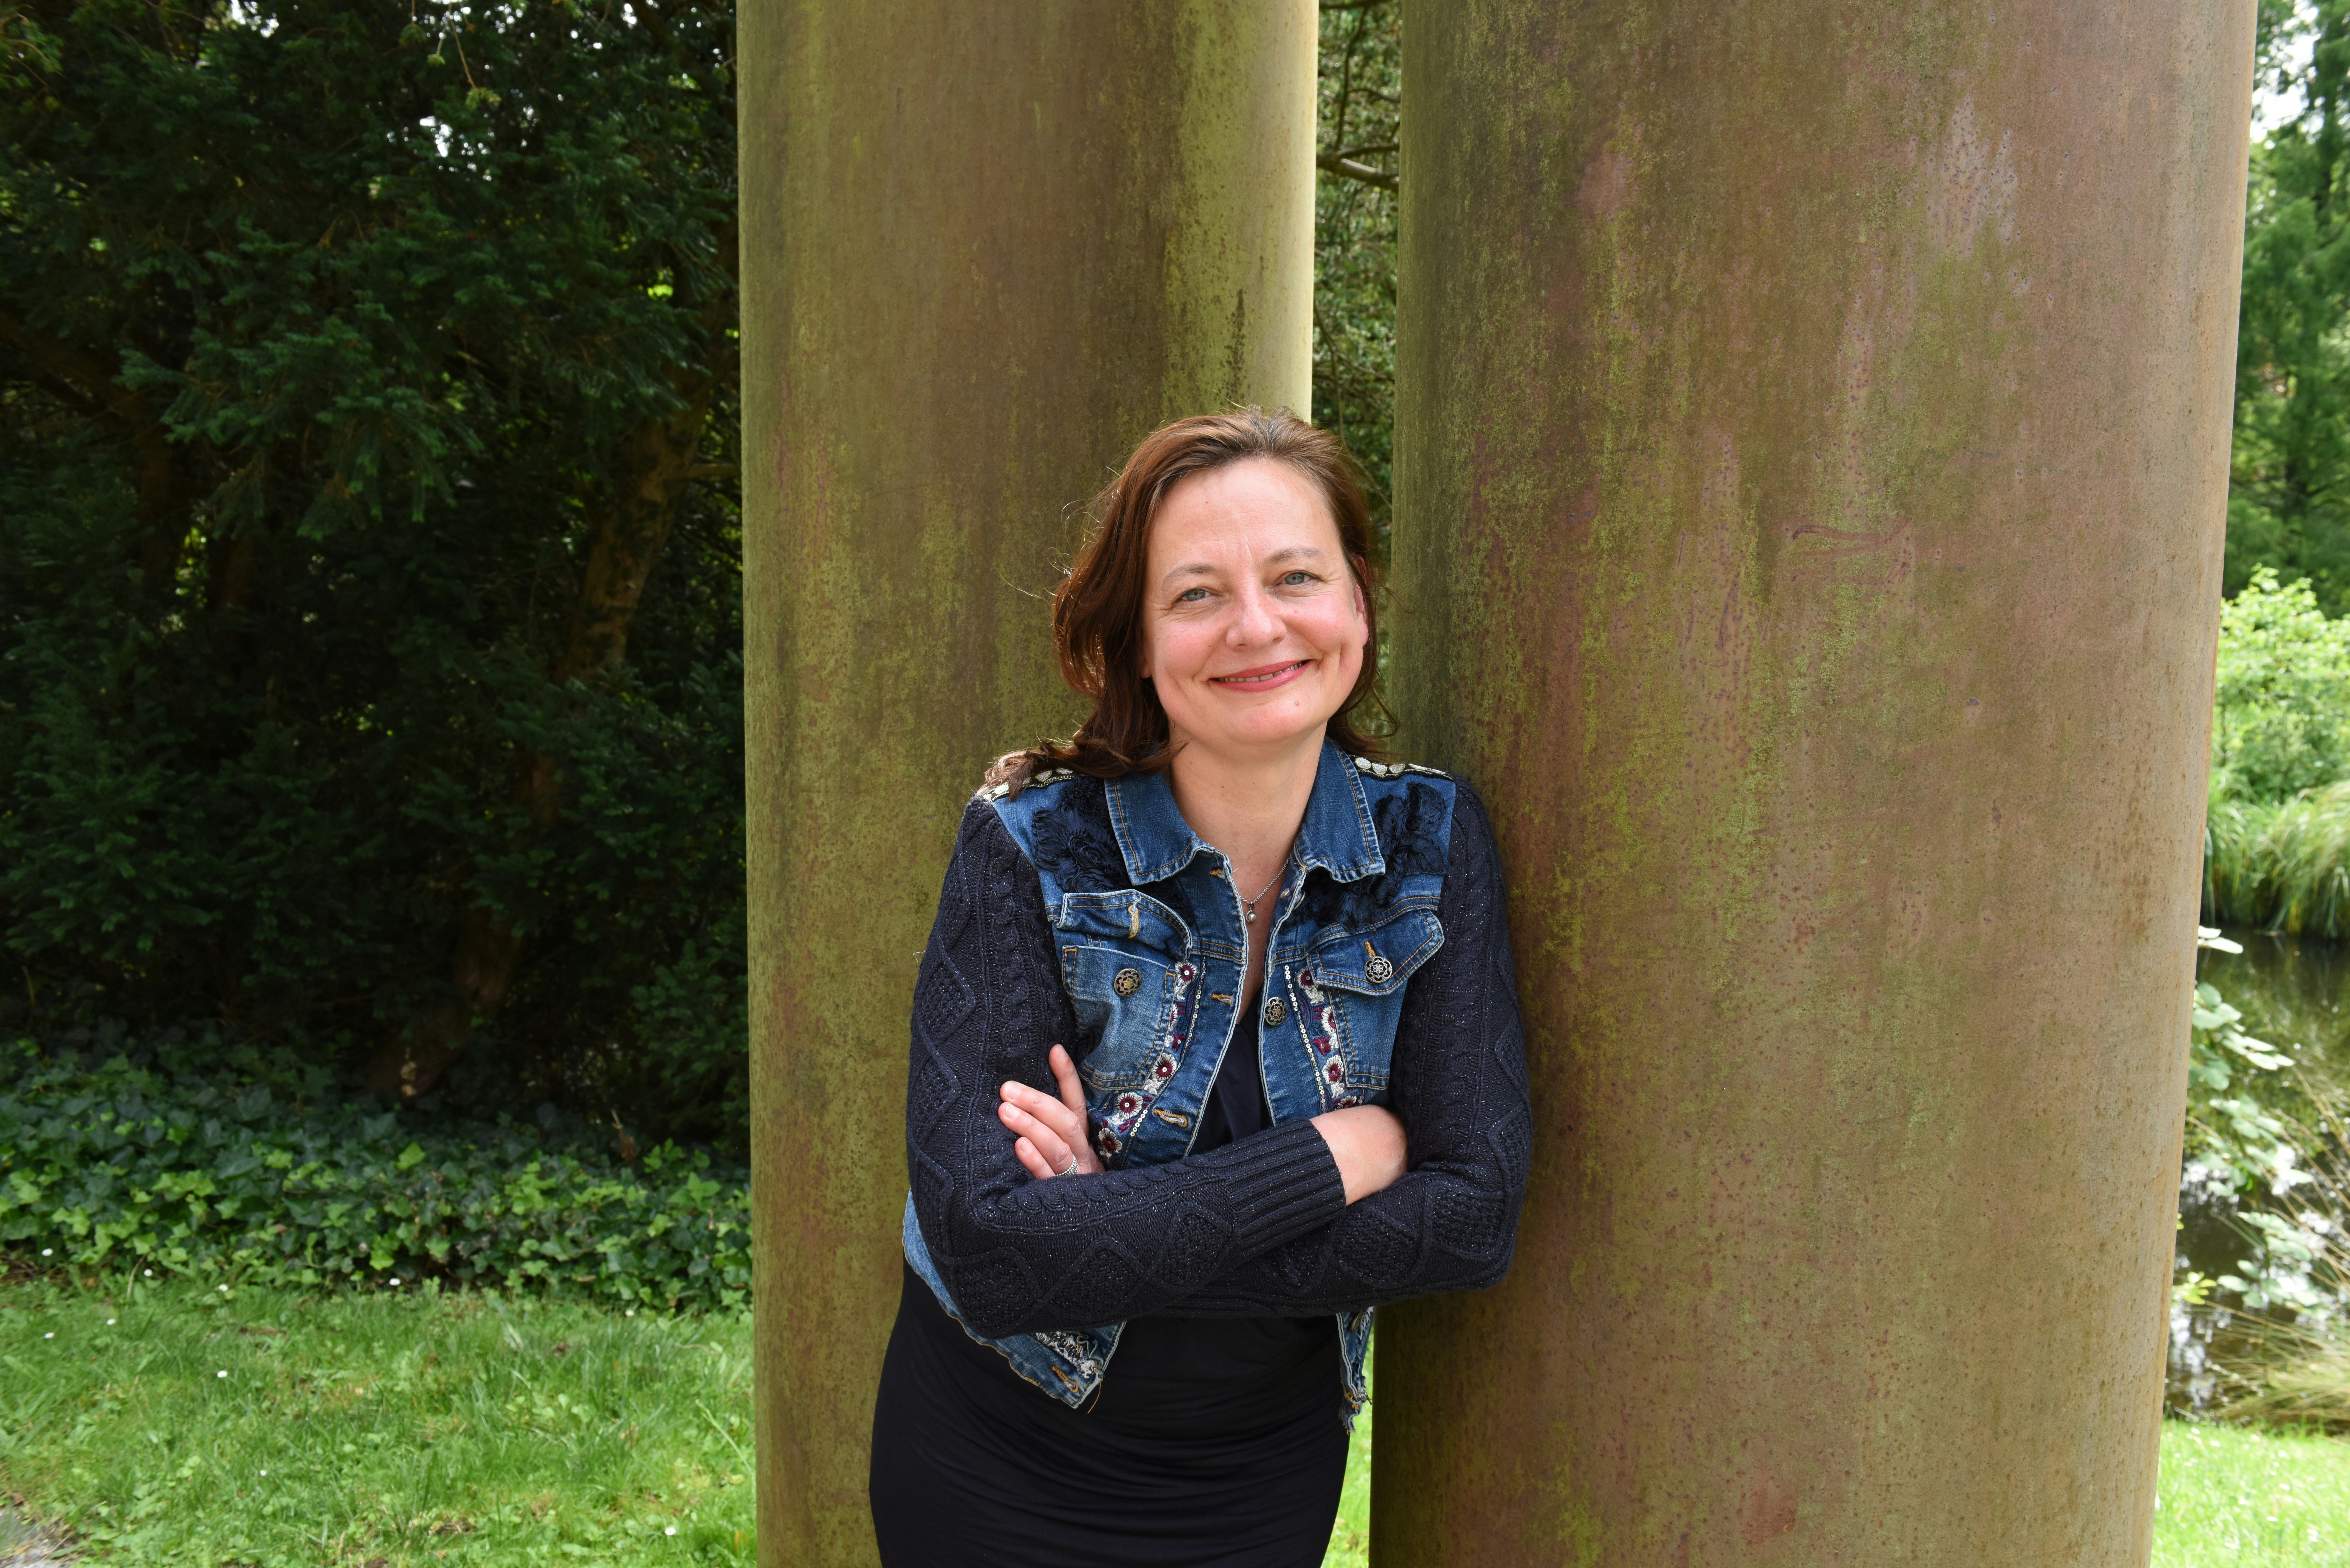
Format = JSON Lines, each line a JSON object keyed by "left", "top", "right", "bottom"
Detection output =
{"left": 1211, "top": 707, "right": 1335, "bottom": 752}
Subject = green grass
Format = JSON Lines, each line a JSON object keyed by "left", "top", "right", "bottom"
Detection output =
{"left": 2156, "top": 1420, "right": 2350, "bottom": 1565}
{"left": 0, "top": 1275, "right": 753, "bottom": 1565}
{"left": 24, "top": 1278, "right": 2332, "bottom": 1567}
{"left": 1325, "top": 1398, "right": 1371, "bottom": 1568}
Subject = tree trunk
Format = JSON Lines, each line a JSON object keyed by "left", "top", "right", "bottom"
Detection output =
{"left": 738, "top": 4, "right": 1315, "bottom": 1561}
{"left": 0, "top": 306, "right": 204, "bottom": 595}
{"left": 1375, "top": 2, "right": 2253, "bottom": 1562}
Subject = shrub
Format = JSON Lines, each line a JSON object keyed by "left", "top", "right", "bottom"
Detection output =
{"left": 1, "top": 0, "right": 747, "bottom": 1143}
{"left": 2212, "top": 568, "right": 2350, "bottom": 803}
{"left": 0, "top": 1029, "right": 748, "bottom": 1310}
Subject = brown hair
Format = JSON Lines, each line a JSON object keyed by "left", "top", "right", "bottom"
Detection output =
{"left": 990, "top": 407, "right": 1387, "bottom": 790}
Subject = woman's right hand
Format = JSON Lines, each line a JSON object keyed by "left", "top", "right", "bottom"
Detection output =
{"left": 1310, "top": 1104, "right": 1407, "bottom": 1204}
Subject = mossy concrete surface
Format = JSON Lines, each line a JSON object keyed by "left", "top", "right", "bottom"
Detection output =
{"left": 736, "top": 5, "right": 1313, "bottom": 1564}
{"left": 1381, "top": 2, "right": 2253, "bottom": 1563}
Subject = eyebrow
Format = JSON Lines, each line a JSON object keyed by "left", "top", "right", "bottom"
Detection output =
{"left": 1159, "top": 545, "right": 1331, "bottom": 587}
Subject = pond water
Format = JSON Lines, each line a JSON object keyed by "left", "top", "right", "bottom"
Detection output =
{"left": 2174, "top": 931, "right": 2350, "bottom": 1411}
{"left": 2197, "top": 931, "right": 2350, "bottom": 1088}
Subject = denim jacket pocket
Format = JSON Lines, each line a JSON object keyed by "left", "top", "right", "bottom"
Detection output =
{"left": 1060, "top": 943, "right": 1175, "bottom": 1090}
{"left": 1289, "top": 909, "right": 1445, "bottom": 1104}
{"left": 1057, "top": 890, "right": 1190, "bottom": 1094}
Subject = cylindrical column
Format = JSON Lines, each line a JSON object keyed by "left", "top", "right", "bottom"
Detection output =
{"left": 738, "top": 6, "right": 1314, "bottom": 1563}
{"left": 1379, "top": 4, "right": 2250, "bottom": 1563}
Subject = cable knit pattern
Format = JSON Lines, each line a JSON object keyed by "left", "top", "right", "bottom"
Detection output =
{"left": 906, "top": 785, "right": 1531, "bottom": 1338}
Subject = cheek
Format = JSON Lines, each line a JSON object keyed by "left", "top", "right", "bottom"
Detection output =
{"left": 1305, "top": 597, "right": 1368, "bottom": 659}
{"left": 1143, "top": 618, "right": 1205, "bottom": 682}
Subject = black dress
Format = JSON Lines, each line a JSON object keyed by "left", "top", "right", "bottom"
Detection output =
{"left": 868, "top": 1025, "right": 1349, "bottom": 1568}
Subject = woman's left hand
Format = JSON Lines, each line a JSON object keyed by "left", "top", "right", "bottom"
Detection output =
{"left": 999, "top": 1044, "right": 1103, "bottom": 1180}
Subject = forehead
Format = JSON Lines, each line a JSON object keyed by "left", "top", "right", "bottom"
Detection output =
{"left": 1147, "top": 458, "right": 1338, "bottom": 566}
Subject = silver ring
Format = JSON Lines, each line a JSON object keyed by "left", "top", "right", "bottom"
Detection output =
{"left": 1058, "top": 1155, "right": 1076, "bottom": 1175}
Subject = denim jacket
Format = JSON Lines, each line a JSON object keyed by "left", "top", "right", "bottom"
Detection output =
{"left": 903, "top": 741, "right": 1471, "bottom": 1424}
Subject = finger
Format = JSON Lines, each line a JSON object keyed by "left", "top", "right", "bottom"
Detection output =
{"left": 999, "top": 1100, "right": 1074, "bottom": 1174}
{"left": 1012, "top": 1136, "right": 1058, "bottom": 1181}
{"left": 1002, "top": 1080, "right": 1087, "bottom": 1147}
{"left": 1048, "top": 1045, "right": 1088, "bottom": 1120}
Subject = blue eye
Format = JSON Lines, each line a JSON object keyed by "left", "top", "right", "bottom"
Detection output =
{"left": 1176, "top": 587, "right": 1209, "bottom": 603}
{"left": 1280, "top": 570, "right": 1313, "bottom": 586}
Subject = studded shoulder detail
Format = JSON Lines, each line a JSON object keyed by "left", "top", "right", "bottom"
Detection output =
{"left": 975, "top": 766, "right": 1080, "bottom": 803}
{"left": 1351, "top": 756, "right": 1450, "bottom": 781}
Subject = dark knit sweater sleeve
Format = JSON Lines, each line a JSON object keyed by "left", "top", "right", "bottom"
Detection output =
{"left": 905, "top": 799, "right": 1349, "bottom": 1340}
{"left": 1160, "top": 781, "right": 1533, "bottom": 1316}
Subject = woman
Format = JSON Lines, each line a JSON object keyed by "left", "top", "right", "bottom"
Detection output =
{"left": 868, "top": 409, "right": 1531, "bottom": 1566}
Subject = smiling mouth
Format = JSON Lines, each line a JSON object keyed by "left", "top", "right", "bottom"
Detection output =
{"left": 1211, "top": 660, "right": 1311, "bottom": 687}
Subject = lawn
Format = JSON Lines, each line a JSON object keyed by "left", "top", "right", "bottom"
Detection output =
{"left": 3, "top": 1275, "right": 2343, "bottom": 1566}
{"left": 2156, "top": 1420, "right": 2350, "bottom": 1566}
{"left": 0, "top": 1275, "right": 753, "bottom": 1565}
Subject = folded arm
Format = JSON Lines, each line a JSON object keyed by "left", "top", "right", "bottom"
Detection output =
{"left": 905, "top": 801, "right": 1351, "bottom": 1340}
{"left": 1158, "top": 782, "right": 1534, "bottom": 1317}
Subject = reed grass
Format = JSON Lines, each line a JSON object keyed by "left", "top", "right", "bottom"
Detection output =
{"left": 2208, "top": 1082, "right": 2350, "bottom": 1437}
{"left": 2205, "top": 783, "right": 2350, "bottom": 941}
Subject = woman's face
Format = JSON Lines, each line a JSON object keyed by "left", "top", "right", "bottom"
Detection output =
{"left": 1139, "top": 457, "right": 1368, "bottom": 765}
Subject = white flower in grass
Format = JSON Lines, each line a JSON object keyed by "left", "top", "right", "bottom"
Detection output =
{"left": 216, "top": 1370, "right": 228, "bottom": 1378}
{"left": 390, "top": 1278, "right": 401, "bottom": 1287}
{"left": 106, "top": 1318, "right": 116, "bottom": 1325}
{"left": 43, "top": 1332, "right": 52, "bottom": 1339}
{"left": 39, "top": 1248, "right": 50, "bottom": 1257}
{"left": 664, "top": 1527, "right": 677, "bottom": 1537}
{"left": 144, "top": 1269, "right": 154, "bottom": 1277}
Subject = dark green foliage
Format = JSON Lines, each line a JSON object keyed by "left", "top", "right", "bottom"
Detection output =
{"left": 0, "top": 0, "right": 744, "bottom": 1140}
{"left": 0, "top": 1028, "right": 748, "bottom": 1309}
{"left": 1314, "top": 1, "right": 1399, "bottom": 551}
{"left": 2231, "top": 0, "right": 2350, "bottom": 605}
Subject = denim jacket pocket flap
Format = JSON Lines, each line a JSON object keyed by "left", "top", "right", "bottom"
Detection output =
{"left": 1309, "top": 909, "right": 1444, "bottom": 997}
{"left": 1055, "top": 888, "right": 1189, "bottom": 953}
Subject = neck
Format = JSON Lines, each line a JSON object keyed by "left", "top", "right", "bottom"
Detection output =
{"left": 1164, "top": 729, "right": 1325, "bottom": 876}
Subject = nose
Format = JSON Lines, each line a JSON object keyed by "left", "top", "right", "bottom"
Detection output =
{"left": 1225, "top": 578, "right": 1281, "bottom": 646}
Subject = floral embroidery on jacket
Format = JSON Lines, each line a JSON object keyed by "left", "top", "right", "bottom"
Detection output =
{"left": 1297, "top": 781, "right": 1449, "bottom": 931}
{"left": 1030, "top": 776, "right": 1129, "bottom": 894}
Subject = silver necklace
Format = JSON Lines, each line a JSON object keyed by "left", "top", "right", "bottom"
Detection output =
{"left": 1239, "top": 854, "right": 1294, "bottom": 924}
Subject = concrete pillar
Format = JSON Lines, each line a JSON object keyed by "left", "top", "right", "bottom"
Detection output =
{"left": 1378, "top": 3, "right": 2251, "bottom": 1563}
{"left": 737, "top": 6, "right": 1314, "bottom": 1563}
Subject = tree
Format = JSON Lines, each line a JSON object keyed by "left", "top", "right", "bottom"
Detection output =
{"left": 1314, "top": 0, "right": 1400, "bottom": 550}
{"left": 2230, "top": 0, "right": 2350, "bottom": 605}
{"left": 0, "top": 0, "right": 746, "bottom": 1141}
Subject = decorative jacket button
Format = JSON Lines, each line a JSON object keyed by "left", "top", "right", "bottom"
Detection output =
{"left": 1363, "top": 948, "right": 1394, "bottom": 985}
{"left": 1263, "top": 996, "right": 1288, "bottom": 1026}
{"left": 1112, "top": 967, "right": 1142, "bottom": 997}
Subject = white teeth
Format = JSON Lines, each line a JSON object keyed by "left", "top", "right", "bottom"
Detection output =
{"left": 1215, "top": 661, "right": 1306, "bottom": 685}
